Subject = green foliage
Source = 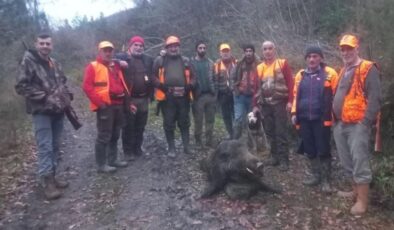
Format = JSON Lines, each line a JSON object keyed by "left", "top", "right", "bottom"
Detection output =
{"left": 0, "top": 0, "right": 47, "bottom": 155}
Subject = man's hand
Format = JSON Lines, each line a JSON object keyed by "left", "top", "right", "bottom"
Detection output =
{"left": 291, "top": 115, "right": 297, "bottom": 125}
{"left": 130, "top": 104, "right": 137, "bottom": 114}
{"left": 119, "top": 60, "right": 128, "bottom": 68}
{"left": 286, "top": 102, "right": 292, "bottom": 112}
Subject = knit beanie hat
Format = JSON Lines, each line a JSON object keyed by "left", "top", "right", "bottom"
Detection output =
{"left": 129, "top": 36, "right": 144, "bottom": 46}
{"left": 305, "top": 46, "right": 323, "bottom": 59}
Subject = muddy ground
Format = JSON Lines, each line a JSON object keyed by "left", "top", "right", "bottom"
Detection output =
{"left": 1, "top": 87, "right": 393, "bottom": 230}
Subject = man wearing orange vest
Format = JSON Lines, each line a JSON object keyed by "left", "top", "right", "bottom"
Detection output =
{"left": 83, "top": 41, "right": 129, "bottom": 173}
{"left": 333, "top": 34, "right": 381, "bottom": 215}
{"left": 213, "top": 43, "right": 237, "bottom": 139}
{"left": 254, "top": 41, "right": 294, "bottom": 171}
{"left": 153, "top": 36, "right": 196, "bottom": 157}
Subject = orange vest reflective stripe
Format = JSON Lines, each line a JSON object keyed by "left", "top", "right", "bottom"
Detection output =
{"left": 89, "top": 61, "right": 129, "bottom": 111}
{"left": 155, "top": 67, "right": 192, "bottom": 101}
{"left": 339, "top": 60, "right": 374, "bottom": 123}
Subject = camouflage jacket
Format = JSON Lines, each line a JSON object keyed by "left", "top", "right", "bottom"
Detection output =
{"left": 15, "top": 50, "right": 72, "bottom": 114}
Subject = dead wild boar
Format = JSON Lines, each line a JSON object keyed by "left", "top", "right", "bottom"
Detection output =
{"left": 200, "top": 139, "right": 281, "bottom": 199}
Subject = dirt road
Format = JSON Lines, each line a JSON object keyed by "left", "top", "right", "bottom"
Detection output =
{"left": 1, "top": 88, "right": 393, "bottom": 230}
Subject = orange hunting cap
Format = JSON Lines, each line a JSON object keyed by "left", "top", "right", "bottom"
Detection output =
{"left": 165, "top": 36, "right": 180, "bottom": 47}
{"left": 339, "top": 34, "right": 359, "bottom": 48}
{"left": 219, "top": 43, "right": 231, "bottom": 51}
{"left": 98, "top": 41, "right": 114, "bottom": 50}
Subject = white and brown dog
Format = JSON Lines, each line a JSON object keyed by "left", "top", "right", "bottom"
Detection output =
{"left": 247, "top": 111, "right": 269, "bottom": 154}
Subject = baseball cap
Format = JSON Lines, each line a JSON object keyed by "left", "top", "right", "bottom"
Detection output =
{"left": 98, "top": 41, "right": 114, "bottom": 50}
{"left": 339, "top": 34, "right": 359, "bottom": 48}
{"left": 219, "top": 43, "right": 231, "bottom": 51}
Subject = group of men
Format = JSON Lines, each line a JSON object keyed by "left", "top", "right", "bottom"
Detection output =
{"left": 16, "top": 32, "right": 381, "bottom": 216}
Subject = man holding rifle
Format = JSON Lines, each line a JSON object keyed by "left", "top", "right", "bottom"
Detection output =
{"left": 15, "top": 32, "right": 73, "bottom": 200}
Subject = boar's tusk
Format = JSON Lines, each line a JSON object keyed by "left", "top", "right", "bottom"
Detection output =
{"left": 256, "top": 162, "right": 263, "bottom": 168}
{"left": 246, "top": 167, "right": 254, "bottom": 174}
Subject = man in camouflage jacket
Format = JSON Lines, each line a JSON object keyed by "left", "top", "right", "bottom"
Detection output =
{"left": 15, "top": 32, "right": 72, "bottom": 200}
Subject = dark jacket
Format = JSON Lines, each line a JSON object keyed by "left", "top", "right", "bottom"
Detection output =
{"left": 190, "top": 56, "right": 215, "bottom": 98}
{"left": 15, "top": 50, "right": 72, "bottom": 114}
{"left": 115, "top": 52, "right": 154, "bottom": 98}
{"left": 292, "top": 64, "right": 338, "bottom": 126}
{"left": 153, "top": 54, "right": 196, "bottom": 94}
{"left": 231, "top": 56, "right": 260, "bottom": 96}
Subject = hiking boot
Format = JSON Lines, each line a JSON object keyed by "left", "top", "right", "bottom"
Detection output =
{"left": 97, "top": 165, "right": 117, "bottom": 173}
{"left": 302, "top": 157, "right": 320, "bottom": 186}
{"left": 52, "top": 171, "right": 69, "bottom": 189}
{"left": 40, "top": 175, "right": 62, "bottom": 200}
{"left": 350, "top": 184, "right": 369, "bottom": 215}
{"left": 53, "top": 176, "right": 69, "bottom": 189}
{"left": 109, "top": 160, "right": 128, "bottom": 168}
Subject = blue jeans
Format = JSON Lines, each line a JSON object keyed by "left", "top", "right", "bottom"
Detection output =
{"left": 233, "top": 94, "right": 252, "bottom": 139}
{"left": 233, "top": 94, "right": 252, "bottom": 124}
{"left": 32, "top": 113, "right": 64, "bottom": 176}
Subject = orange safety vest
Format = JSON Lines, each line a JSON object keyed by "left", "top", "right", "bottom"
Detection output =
{"left": 256, "top": 59, "right": 288, "bottom": 104}
{"left": 89, "top": 61, "right": 129, "bottom": 111}
{"left": 155, "top": 59, "right": 192, "bottom": 101}
{"left": 338, "top": 60, "right": 375, "bottom": 123}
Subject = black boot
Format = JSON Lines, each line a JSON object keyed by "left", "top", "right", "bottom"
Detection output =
{"left": 320, "top": 157, "right": 333, "bottom": 193}
{"left": 302, "top": 157, "right": 321, "bottom": 186}
{"left": 181, "top": 129, "right": 192, "bottom": 154}
{"left": 195, "top": 134, "right": 203, "bottom": 149}
{"left": 165, "top": 130, "right": 176, "bottom": 158}
{"left": 108, "top": 142, "right": 128, "bottom": 168}
{"left": 95, "top": 141, "right": 107, "bottom": 167}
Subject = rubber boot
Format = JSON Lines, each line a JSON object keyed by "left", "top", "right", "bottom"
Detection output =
{"left": 165, "top": 130, "right": 176, "bottom": 158}
{"left": 181, "top": 129, "right": 191, "bottom": 154}
{"left": 195, "top": 135, "right": 203, "bottom": 149}
{"left": 351, "top": 184, "right": 369, "bottom": 215}
{"left": 53, "top": 170, "right": 69, "bottom": 189}
{"left": 320, "top": 157, "right": 332, "bottom": 193}
{"left": 302, "top": 157, "right": 320, "bottom": 186}
{"left": 108, "top": 143, "right": 128, "bottom": 168}
{"left": 40, "top": 175, "right": 62, "bottom": 200}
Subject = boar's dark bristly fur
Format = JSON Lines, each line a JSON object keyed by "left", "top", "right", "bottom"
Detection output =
{"left": 200, "top": 139, "right": 281, "bottom": 199}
